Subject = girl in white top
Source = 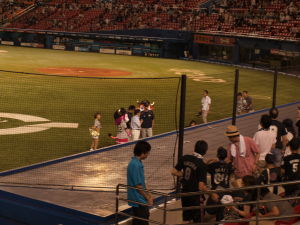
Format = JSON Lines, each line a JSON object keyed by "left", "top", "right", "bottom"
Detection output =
{"left": 90, "top": 112, "right": 101, "bottom": 151}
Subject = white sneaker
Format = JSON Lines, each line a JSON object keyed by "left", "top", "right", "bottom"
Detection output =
{"left": 89, "top": 148, "right": 94, "bottom": 151}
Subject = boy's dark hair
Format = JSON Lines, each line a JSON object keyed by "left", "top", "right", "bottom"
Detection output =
{"left": 204, "top": 90, "right": 208, "bottom": 94}
{"left": 269, "top": 107, "right": 279, "bottom": 119}
{"left": 134, "top": 141, "right": 151, "bottom": 156}
{"left": 282, "top": 118, "right": 296, "bottom": 136}
{"left": 189, "top": 120, "right": 196, "bottom": 126}
{"left": 288, "top": 137, "right": 300, "bottom": 151}
{"left": 265, "top": 153, "right": 275, "bottom": 164}
{"left": 237, "top": 92, "right": 242, "bottom": 96}
{"left": 260, "top": 114, "right": 272, "bottom": 129}
{"left": 242, "top": 175, "right": 257, "bottom": 186}
{"left": 134, "top": 109, "right": 140, "bottom": 115}
{"left": 194, "top": 140, "right": 208, "bottom": 155}
{"left": 217, "top": 147, "right": 227, "bottom": 160}
{"left": 94, "top": 112, "right": 101, "bottom": 118}
{"left": 128, "top": 105, "right": 136, "bottom": 111}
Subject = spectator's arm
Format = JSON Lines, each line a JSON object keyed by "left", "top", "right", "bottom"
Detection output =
{"left": 172, "top": 157, "right": 184, "bottom": 177}
{"left": 282, "top": 134, "right": 288, "bottom": 151}
{"left": 135, "top": 184, "right": 153, "bottom": 206}
{"left": 171, "top": 168, "right": 183, "bottom": 177}
{"left": 231, "top": 205, "right": 251, "bottom": 218}
{"left": 199, "top": 181, "right": 219, "bottom": 201}
{"left": 260, "top": 206, "right": 280, "bottom": 217}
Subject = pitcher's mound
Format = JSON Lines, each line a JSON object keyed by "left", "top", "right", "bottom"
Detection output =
{"left": 37, "top": 67, "right": 132, "bottom": 77}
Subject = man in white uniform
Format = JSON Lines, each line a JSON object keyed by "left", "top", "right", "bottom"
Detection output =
{"left": 200, "top": 90, "right": 211, "bottom": 124}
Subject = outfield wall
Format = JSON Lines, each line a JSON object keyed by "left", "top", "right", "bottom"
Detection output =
{"left": 1, "top": 28, "right": 300, "bottom": 70}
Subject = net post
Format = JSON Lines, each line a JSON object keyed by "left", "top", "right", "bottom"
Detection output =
{"left": 115, "top": 184, "right": 120, "bottom": 225}
{"left": 272, "top": 67, "right": 278, "bottom": 108}
{"left": 176, "top": 74, "right": 187, "bottom": 192}
{"left": 232, "top": 69, "right": 239, "bottom": 125}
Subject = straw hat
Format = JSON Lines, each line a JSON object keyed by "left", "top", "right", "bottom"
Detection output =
{"left": 225, "top": 125, "right": 240, "bottom": 137}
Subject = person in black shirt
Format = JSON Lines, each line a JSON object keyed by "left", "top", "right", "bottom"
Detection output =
{"left": 281, "top": 137, "right": 300, "bottom": 196}
{"left": 127, "top": 105, "right": 136, "bottom": 129}
{"left": 206, "top": 147, "right": 234, "bottom": 221}
{"left": 297, "top": 106, "right": 300, "bottom": 137}
{"left": 269, "top": 108, "right": 288, "bottom": 165}
{"left": 172, "top": 140, "right": 216, "bottom": 223}
{"left": 259, "top": 154, "right": 281, "bottom": 194}
{"left": 140, "top": 102, "right": 154, "bottom": 138}
{"left": 208, "top": 147, "right": 234, "bottom": 189}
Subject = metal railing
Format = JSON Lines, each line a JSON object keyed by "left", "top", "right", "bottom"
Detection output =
{"left": 115, "top": 180, "right": 300, "bottom": 225}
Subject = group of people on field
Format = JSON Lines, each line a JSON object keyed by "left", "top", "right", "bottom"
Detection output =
{"left": 127, "top": 106, "right": 300, "bottom": 225}
{"left": 89, "top": 100, "right": 155, "bottom": 151}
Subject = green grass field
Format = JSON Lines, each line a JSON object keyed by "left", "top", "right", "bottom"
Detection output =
{"left": 0, "top": 45, "right": 299, "bottom": 171}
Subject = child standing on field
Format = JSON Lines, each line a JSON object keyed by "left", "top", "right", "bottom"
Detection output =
{"left": 90, "top": 112, "right": 101, "bottom": 151}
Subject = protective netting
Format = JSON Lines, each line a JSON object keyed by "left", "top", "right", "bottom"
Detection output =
{"left": 0, "top": 67, "right": 299, "bottom": 217}
{"left": 0, "top": 70, "right": 180, "bottom": 191}
{"left": 185, "top": 71, "right": 235, "bottom": 127}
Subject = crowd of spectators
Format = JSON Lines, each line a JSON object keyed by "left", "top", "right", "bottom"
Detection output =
{"left": 0, "top": 0, "right": 36, "bottom": 23}
{"left": 4, "top": 0, "right": 299, "bottom": 39}
{"left": 211, "top": 0, "right": 300, "bottom": 38}
{"left": 128, "top": 105, "right": 300, "bottom": 224}
{"left": 169, "top": 106, "right": 300, "bottom": 224}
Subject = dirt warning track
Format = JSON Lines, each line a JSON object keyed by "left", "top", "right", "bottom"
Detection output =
{"left": 37, "top": 67, "right": 132, "bottom": 77}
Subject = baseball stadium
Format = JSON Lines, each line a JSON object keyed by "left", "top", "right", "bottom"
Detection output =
{"left": 0, "top": 0, "right": 300, "bottom": 225}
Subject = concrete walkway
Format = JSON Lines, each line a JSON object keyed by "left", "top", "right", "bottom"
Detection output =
{"left": 0, "top": 102, "right": 298, "bottom": 218}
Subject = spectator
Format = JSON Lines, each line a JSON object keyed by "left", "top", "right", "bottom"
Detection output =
{"left": 236, "top": 92, "right": 244, "bottom": 115}
{"left": 127, "top": 105, "right": 136, "bottom": 129}
{"left": 208, "top": 147, "right": 234, "bottom": 189}
{"left": 189, "top": 120, "right": 197, "bottom": 127}
{"left": 89, "top": 112, "right": 101, "bottom": 151}
{"left": 253, "top": 114, "right": 276, "bottom": 169}
{"left": 131, "top": 109, "right": 141, "bottom": 141}
{"left": 296, "top": 106, "right": 300, "bottom": 137}
{"left": 258, "top": 153, "right": 281, "bottom": 194}
{"left": 140, "top": 102, "right": 154, "bottom": 138}
{"left": 172, "top": 140, "right": 218, "bottom": 223}
{"left": 127, "top": 141, "right": 153, "bottom": 225}
{"left": 249, "top": 187, "right": 294, "bottom": 225}
{"left": 242, "top": 91, "right": 254, "bottom": 113}
{"left": 281, "top": 137, "right": 300, "bottom": 196}
{"left": 269, "top": 108, "right": 288, "bottom": 165}
{"left": 114, "top": 108, "right": 129, "bottom": 144}
{"left": 229, "top": 175, "right": 258, "bottom": 219}
{"left": 206, "top": 147, "right": 234, "bottom": 221}
{"left": 225, "top": 125, "right": 260, "bottom": 179}
{"left": 199, "top": 89, "right": 211, "bottom": 125}
{"left": 282, "top": 118, "right": 296, "bottom": 156}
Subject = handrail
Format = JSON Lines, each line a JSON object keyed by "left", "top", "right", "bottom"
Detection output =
{"left": 116, "top": 180, "right": 300, "bottom": 225}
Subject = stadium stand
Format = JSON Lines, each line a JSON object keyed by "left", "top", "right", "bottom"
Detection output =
{"left": 3, "top": 0, "right": 300, "bottom": 39}
{"left": 0, "top": 0, "right": 37, "bottom": 24}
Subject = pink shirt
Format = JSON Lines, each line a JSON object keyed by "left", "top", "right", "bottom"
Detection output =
{"left": 227, "top": 136, "right": 260, "bottom": 178}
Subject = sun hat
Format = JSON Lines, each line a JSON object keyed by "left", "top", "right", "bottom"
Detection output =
{"left": 225, "top": 125, "right": 240, "bottom": 137}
